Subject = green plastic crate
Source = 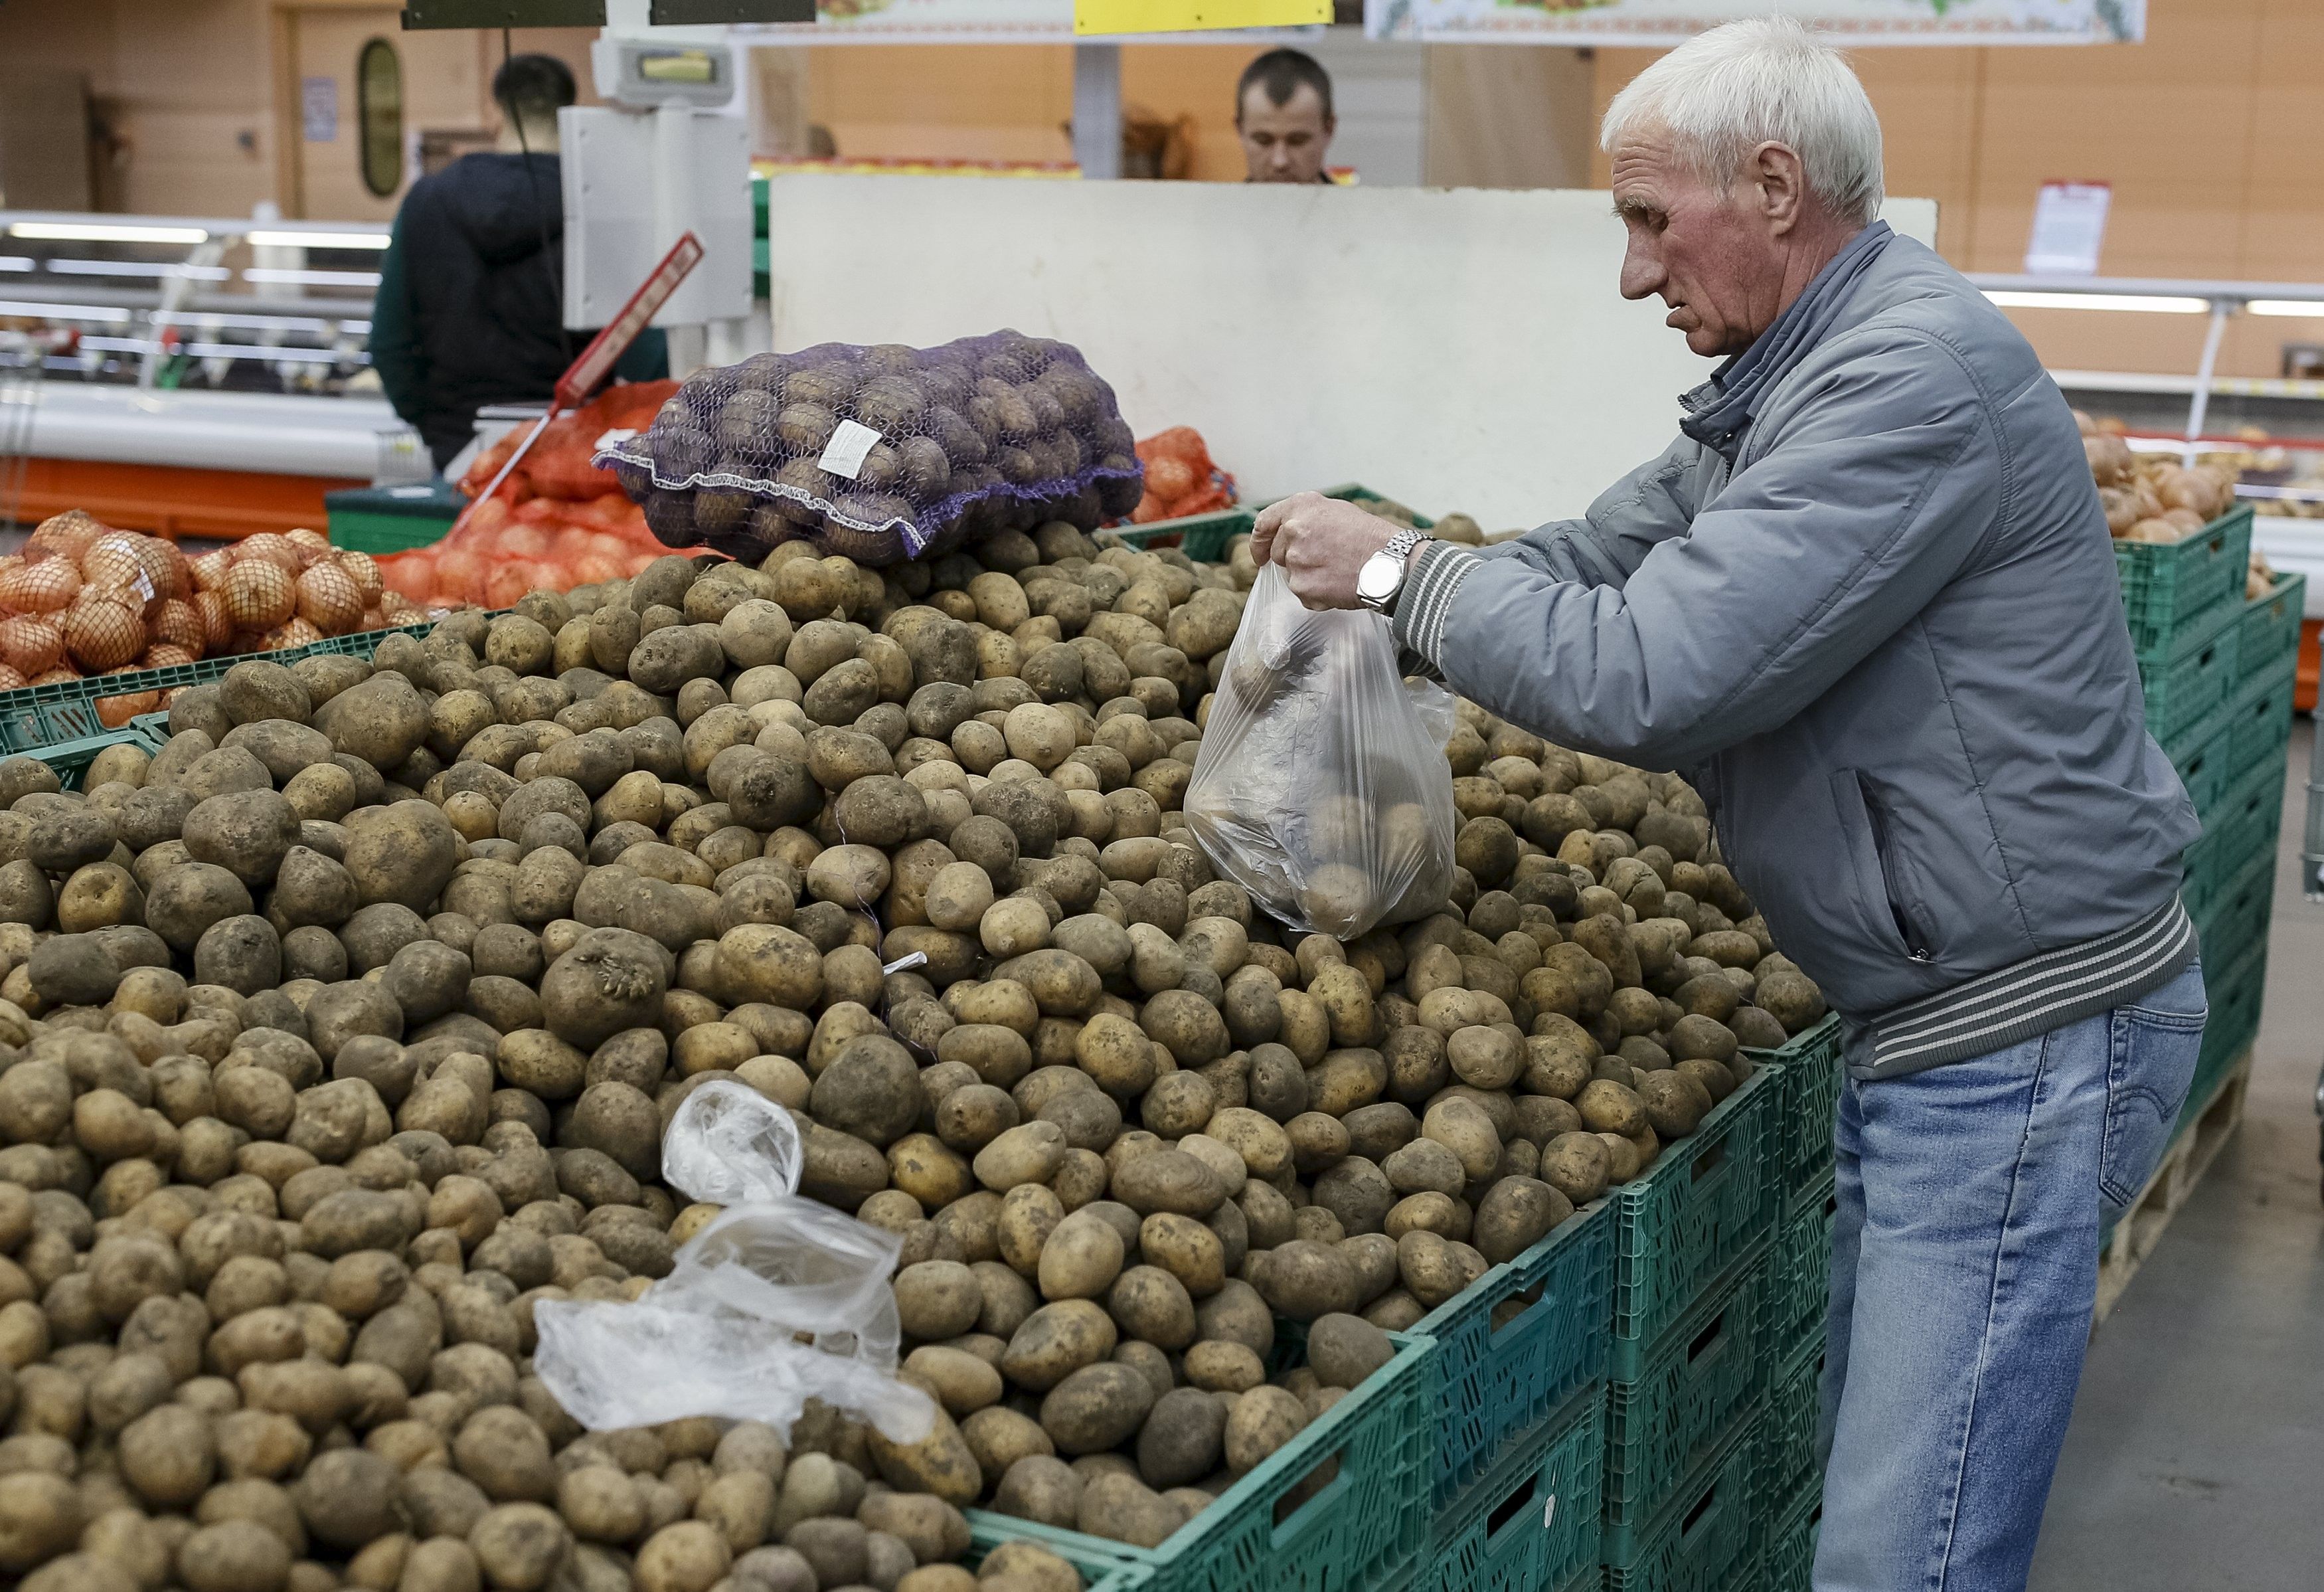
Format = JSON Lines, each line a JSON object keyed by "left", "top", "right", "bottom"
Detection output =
{"left": 2205, "top": 757, "right": 2284, "bottom": 886}
{"left": 1107, "top": 508, "right": 1252, "bottom": 563}
{"left": 1414, "top": 1385, "right": 1603, "bottom": 1592}
{"left": 2137, "top": 597, "right": 2241, "bottom": 747}
{"left": 2116, "top": 505, "right": 2253, "bottom": 657}
{"left": 1252, "top": 484, "right": 1438, "bottom": 531}
{"left": 1743, "top": 1016, "right": 1841, "bottom": 1215}
{"left": 2224, "top": 651, "right": 2297, "bottom": 784}
{"left": 967, "top": 1518, "right": 1149, "bottom": 1592}
{"left": 2186, "top": 944, "right": 2264, "bottom": 1128}
{"left": 9, "top": 727, "right": 166, "bottom": 790}
{"left": 2234, "top": 570, "right": 2305, "bottom": 685}
{"left": 1758, "top": 1171, "right": 1836, "bottom": 1360}
{"left": 0, "top": 613, "right": 477, "bottom": 754}
{"left": 1754, "top": 1472, "right": 1823, "bottom": 1592}
{"left": 325, "top": 481, "right": 465, "bottom": 553}
{"left": 1602, "top": 1402, "right": 1762, "bottom": 1592}
{"left": 2162, "top": 715, "right": 2236, "bottom": 828}
{"left": 1610, "top": 1063, "right": 1778, "bottom": 1354}
{"left": 1606, "top": 1256, "right": 1767, "bottom": 1531}
{"left": 1750, "top": 1328, "right": 1827, "bottom": 1511}
{"left": 1, "top": 654, "right": 244, "bottom": 753}
{"left": 1414, "top": 1198, "right": 1611, "bottom": 1503}
{"left": 964, "top": 1327, "right": 1436, "bottom": 1592}
{"left": 2193, "top": 849, "right": 2273, "bottom": 983}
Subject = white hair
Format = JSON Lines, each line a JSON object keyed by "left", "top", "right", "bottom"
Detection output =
{"left": 1601, "top": 17, "right": 1885, "bottom": 228}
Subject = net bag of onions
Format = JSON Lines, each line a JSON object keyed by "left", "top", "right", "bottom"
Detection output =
{"left": 1182, "top": 565, "right": 1461, "bottom": 941}
{"left": 595, "top": 329, "right": 1145, "bottom": 567}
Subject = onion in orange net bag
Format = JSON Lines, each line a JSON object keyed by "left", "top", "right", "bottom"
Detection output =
{"left": 0, "top": 615, "right": 62, "bottom": 677}
{"left": 0, "top": 558, "right": 82, "bottom": 614}
{"left": 295, "top": 561, "right": 365, "bottom": 635}
{"left": 151, "top": 600, "right": 207, "bottom": 658}
{"left": 189, "top": 549, "right": 233, "bottom": 592}
{"left": 62, "top": 590, "right": 145, "bottom": 672}
{"left": 237, "top": 533, "right": 302, "bottom": 573}
{"left": 25, "top": 509, "right": 108, "bottom": 565}
{"left": 226, "top": 558, "right": 297, "bottom": 631}
{"left": 193, "top": 590, "right": 234, "bottom": 652}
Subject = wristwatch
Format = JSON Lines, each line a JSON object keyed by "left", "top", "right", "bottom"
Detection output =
{"left": 1357, "top": 528, "right": 1428, "bottom": 616}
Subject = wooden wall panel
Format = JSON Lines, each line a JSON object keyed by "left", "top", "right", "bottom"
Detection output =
{"left": 1592, "top": 0, "right": 2324, "bottom": 382}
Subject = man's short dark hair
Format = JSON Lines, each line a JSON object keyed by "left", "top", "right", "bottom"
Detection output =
{"left": 493, "top": 54, "right": 577, "bottom": 126}
{"left": 1236, "top": 49, "right": 1333, "bottom": 125}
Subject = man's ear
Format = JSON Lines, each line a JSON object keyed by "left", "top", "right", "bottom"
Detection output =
{"left": 1754, "top": 141, "right": 1806, "bottom": 234}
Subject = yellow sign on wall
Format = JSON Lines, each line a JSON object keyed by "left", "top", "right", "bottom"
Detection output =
{"left": 1074, "top": 0, "right": 1329, "bottom": 35}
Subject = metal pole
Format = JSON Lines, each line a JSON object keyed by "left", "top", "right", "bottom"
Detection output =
{"left": 1072, "top": 44, "right": 1121, "bottom": 181}
{"left": 2183, "top": 299, "right": 2234, "bottom": 463}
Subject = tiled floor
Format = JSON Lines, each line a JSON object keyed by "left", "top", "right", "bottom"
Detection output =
{"left": 2029, "top": 719, "right": 2324, "bottom": 1591}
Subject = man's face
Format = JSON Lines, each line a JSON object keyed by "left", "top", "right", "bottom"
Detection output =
{"left": 1239, "top": 83, "right": 1332, "bottom": 184}
{"left": 1611, "top": 124, "right": 1789, "bottom": 359}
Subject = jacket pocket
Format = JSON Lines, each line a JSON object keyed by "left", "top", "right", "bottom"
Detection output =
{"left": 1827, "top": 769, "right": 1921, "bottom": 962}
{"left": 1855, "top": 774, "right": 1935, "bottom": 962}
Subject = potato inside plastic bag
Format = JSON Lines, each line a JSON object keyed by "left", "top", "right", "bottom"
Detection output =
{"left": 532, "top": 1081, "right": 936, "bottom": 1443}
{"left": 1183, "top": 564, "right": 1458, "bottom": 940}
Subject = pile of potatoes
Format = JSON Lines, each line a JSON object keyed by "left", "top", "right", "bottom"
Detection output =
{"left": 0, "top": 521, "right": 1823, "bottom": 1589}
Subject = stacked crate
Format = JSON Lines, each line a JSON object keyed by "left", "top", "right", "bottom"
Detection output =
{"left": 2121, "top": 505, "right": 2293, "bottom": 1140}
{"left": 1736, "top": 1020, "right": 1843, "bottom": 1592}
{"left": 2179, "top": 561, "right": 2300, "bottom": 1126}
{"left": 1594, "top": 1061, "right": 1785, "bottom": 1592}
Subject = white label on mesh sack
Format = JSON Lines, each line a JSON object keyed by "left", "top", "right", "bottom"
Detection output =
{"left": 594, "top": 428, "right": 637, "bottom": 450}
{"left": 819, "top": 420, "right": 884, "bottom": 481}
{"left": 131, "top": 570, "right": 154, "bottom": 602}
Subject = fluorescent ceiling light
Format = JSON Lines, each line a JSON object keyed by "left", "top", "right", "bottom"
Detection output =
{"left": 46, "top": 258, "right": 230, "bottom": 280}
{"left": 0, "top": 300, "right": 131, "bottom": 323}
{"left": 1985, "top": 290, "right": 2208, "bottom": 314}
{"left": 0, "top": 257, "right": 30, "bottom": 272}
{"left": 245, "top": 230, "right": 390, "bottom": 250}
{"left": 11, "top": 221, "right": 208, "bottom": 244}
{"left": 244, "top": 266, "right": 382, "bottom": 288}
{"left": 2245, "top": 300, "right": 2324, "bottom": 317}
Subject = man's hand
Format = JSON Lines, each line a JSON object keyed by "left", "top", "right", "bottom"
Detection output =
{"left": 1250, "top": 491, "right": 1402, "bottom": 610}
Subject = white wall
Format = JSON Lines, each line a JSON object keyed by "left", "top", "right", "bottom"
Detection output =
{"left": 763, "top": 175, "right": 1938, "bottom": 528}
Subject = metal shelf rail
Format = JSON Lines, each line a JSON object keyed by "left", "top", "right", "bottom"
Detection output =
{"left": 1968, "top": 274, "right": 2324, "bottom": 455}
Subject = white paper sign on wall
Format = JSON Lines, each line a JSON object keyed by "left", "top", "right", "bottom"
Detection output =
{"left": 2025, "top": 182, "right": 2112, "bottom": 277}
{"left": 301, "top": 77, "right": 339, "bottom": 144}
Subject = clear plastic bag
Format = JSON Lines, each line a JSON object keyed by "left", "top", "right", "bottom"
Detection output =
{"left": 594, "top": 331, "right": 1145, "bottom": 567}
{"left": 1183, "top": 565, "right": 1459, "bottom": 941}
{"left": 532, "top": 1080, "right": 936, "bottom": 1444}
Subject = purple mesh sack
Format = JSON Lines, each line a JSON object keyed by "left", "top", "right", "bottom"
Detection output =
{"left": 595, "top": 330, "right": 1145, "bottom": 567}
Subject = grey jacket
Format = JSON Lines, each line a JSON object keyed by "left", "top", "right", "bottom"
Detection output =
{"left": 1392, "top": 230, "right": 2200, "bottom": 1078}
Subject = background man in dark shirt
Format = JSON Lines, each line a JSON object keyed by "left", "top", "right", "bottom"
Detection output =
{"left": 370, "top": 54, "right": 663, "bottom": 472}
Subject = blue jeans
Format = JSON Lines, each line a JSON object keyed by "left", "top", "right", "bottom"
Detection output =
{"left": 1813, "top": 963, "right": 2206, "bottom": 1592}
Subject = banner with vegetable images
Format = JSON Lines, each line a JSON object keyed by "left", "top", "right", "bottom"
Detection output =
{"left": 1365, "top": 0, "right": 2144, "bottom": 45}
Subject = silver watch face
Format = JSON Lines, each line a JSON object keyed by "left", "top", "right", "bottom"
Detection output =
{"left": 1358, "top": 551, "right": 1402, "bottom": 606}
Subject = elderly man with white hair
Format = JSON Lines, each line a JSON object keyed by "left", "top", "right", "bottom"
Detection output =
{"left": 1257, "top": 18, "right": 2202, "bottom": 1591}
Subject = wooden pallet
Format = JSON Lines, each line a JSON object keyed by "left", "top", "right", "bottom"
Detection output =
{"left": 2095, "top": 1051, "right": 2252, "bottom": 1324}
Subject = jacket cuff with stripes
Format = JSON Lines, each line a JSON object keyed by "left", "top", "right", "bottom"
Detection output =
{"left": 1390, "top": 539, "right": 1483, "bottom": 678}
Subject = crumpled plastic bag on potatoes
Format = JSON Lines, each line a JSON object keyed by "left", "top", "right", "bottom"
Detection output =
{"left": 532, "top": 1081, "right": 936, "bottom": 1445}
{"left": 1183, "top": 564, "right": 1458, "bottom": 940}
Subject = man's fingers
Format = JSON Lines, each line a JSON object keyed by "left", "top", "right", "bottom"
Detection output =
{"left": 1250, "top": 501, "right": 1289, "bottom": 565}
